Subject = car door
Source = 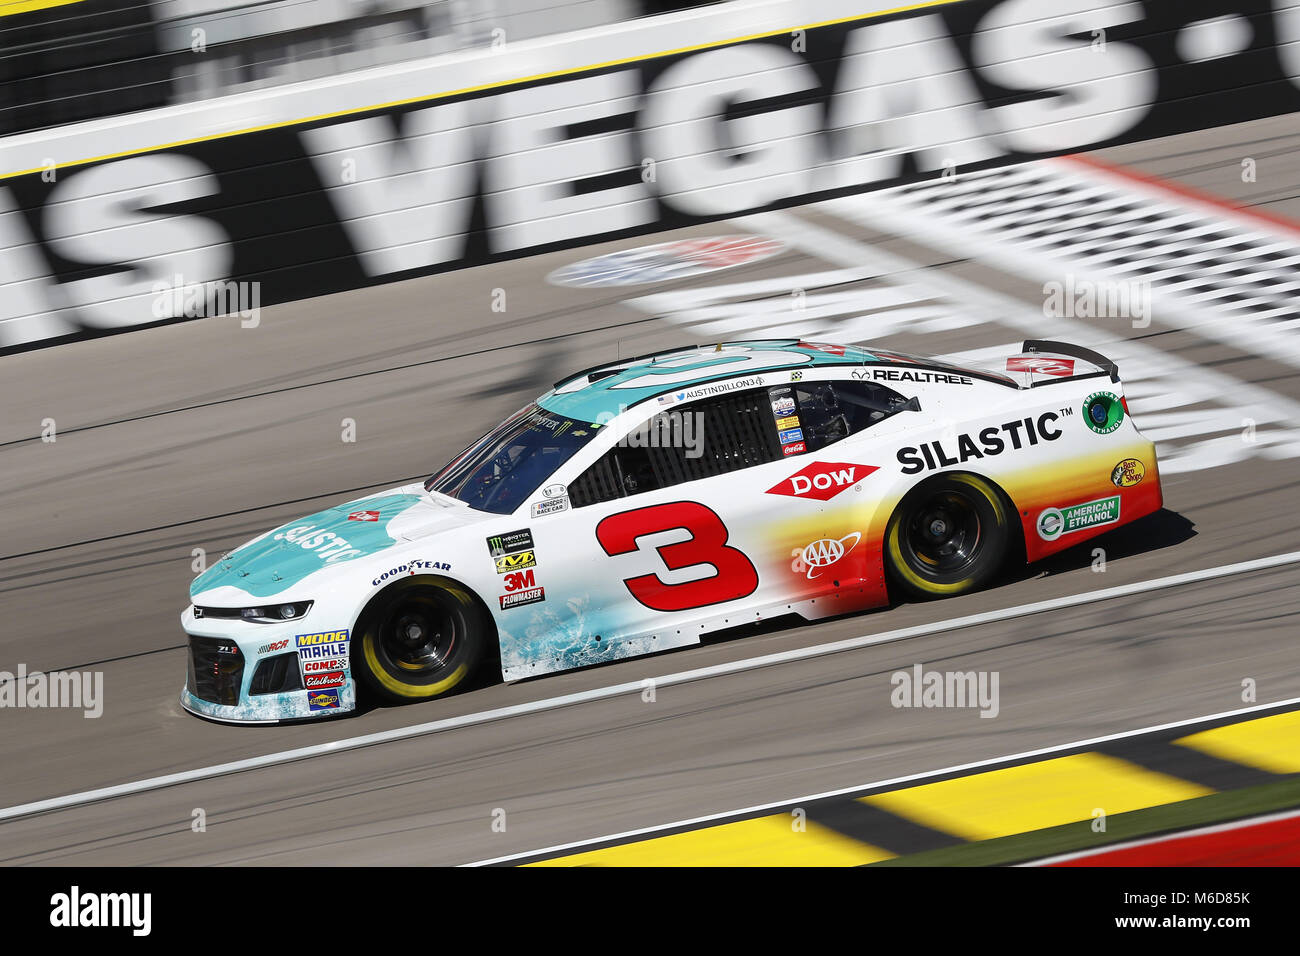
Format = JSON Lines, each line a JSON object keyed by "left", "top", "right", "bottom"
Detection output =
{"left": 763, "top": 373, "right": 916, "bottom": 613}
{"left": 492, "top": 375, "right": 914, "bottom": 680}
{"left": 490, "top": 384, "right": 786, "bottom": 679}
{"left": 562, "top": 377, "right": 911, "bottom": 642}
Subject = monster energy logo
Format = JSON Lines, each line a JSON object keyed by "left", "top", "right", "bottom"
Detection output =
{"left": 486, "top": 528, "right": 534, "bottom": 558}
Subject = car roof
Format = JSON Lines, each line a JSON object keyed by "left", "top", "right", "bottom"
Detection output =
{"left": 535, "top": 339, "right": 1011, "bottom": 421}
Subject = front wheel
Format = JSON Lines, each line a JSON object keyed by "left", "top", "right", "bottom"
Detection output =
{"left": 885, "top": 473, "right": 1012, "bottom": 600}
{"left": 353, "top": 579, "right": 487, "bottom": 704}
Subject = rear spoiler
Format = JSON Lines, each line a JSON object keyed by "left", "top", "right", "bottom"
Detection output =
{"left": 1021, "top": 340, "right": 1120, "bottom": 383}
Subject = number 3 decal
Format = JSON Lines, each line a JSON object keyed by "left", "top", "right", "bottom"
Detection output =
{"left": 595, "top": 501, "right": 759, "bottom": 612}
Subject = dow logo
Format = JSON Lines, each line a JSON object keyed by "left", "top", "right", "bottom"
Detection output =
{"left": 766, "top": 462, "right": 877, "bottom": 501}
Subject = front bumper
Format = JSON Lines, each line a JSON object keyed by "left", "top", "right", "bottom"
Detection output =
{"left": 179, "top": 608, "right": 356, "bottom": 723}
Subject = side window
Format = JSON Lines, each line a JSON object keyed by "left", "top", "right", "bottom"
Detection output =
{"left": 569, "top": 387, "right": 781, "bottom": 507}
{"left": 787, "top": 379, "right": 909, "bottom": 453}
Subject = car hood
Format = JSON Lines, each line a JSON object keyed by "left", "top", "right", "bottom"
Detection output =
{"left": 189, "top": 485, "right": 482, "bottom": 602}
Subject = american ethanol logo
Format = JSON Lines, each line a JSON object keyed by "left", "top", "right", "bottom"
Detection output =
{"left": 1037, "top": 496, "right": 1121, "bottom": 542}
{"left": 1083, "top": 391, "right": 1125, "bottom": 435}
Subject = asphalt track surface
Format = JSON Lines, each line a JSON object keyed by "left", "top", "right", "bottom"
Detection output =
{"left": 1, "top": 115, "right": 1298, "bottom": 864}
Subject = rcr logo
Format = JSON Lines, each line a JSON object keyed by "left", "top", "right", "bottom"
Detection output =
{"left": 767, "top": 462, "right": 877, "bottom": 500}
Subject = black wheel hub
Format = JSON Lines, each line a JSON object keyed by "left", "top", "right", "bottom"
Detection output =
{"left": 907, "top": 491, "right": 982, "bottom": 574}
{"left": 380, "top": 599, "right": 456, "bottom": 673}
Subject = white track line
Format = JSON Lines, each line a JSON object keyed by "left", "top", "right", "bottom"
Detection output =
{"left": 1021, "top": 807, "right": 1300, "bottom": 867}
{"left": 470, "top": 696, "right": 1300, "bottom": 866}
{"left": 2, "top": 550, "right": 1299, "bottom": 824}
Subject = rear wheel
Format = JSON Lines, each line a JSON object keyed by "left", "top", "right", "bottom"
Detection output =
{"left": 885, "top": 473, "right": 1012, "bottom": 600}
{"left": 354, "top": 579, "right": 487, "bottom": 704}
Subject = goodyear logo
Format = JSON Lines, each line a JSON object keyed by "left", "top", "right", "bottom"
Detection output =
{"left": 494, "top": 550, "right": 536, "bottom": 574}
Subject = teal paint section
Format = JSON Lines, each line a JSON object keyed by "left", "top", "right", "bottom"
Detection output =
{"left": 536, "top": 341, "right": 879, "bottom": 421}
{"left": 190, "top": 493, "right": 423, "bottom": 599}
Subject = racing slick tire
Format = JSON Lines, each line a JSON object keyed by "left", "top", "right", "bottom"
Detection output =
{"left": 884, "top": 473, "right": 1013, "bottom": 601}
{"left": 353, "top": 578, "right": 488, "bottom": 705}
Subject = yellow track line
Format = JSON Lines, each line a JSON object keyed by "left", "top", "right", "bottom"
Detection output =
{"left": 862, "top": 753, "right": 1212, "bottom": 842}
{"left": 0, "top": 0, "right": 85, "bottom": 16}
{"left": 526, "top": 813, "right": 895, "bottom": 866}
{"left": 1176, "top": 709, "right": 1300, "bottom": 774}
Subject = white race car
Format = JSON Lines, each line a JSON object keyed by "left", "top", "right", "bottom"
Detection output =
{"left": 181, "top": 340, "right": 1162, "bottom": 722}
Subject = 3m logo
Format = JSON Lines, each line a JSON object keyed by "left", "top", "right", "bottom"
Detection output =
{"left": 347, "top": 510, "right": 380, "bottom": 521}
{"left": 494, "top": 551, "right": 536, "bottom": 574}
{"left": 766, "top": 462, "right": 877, "bottom": 501}
{"left": 504, "top": 569, "right": 536, "bottom": 592}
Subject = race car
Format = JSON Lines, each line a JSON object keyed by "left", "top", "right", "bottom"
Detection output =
{"left": 181, "top": 339, "right": 1162, "bottom": 723}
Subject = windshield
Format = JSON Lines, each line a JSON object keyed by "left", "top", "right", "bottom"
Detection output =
{"left": 426, "top": 404, "right": 599, "bottom": 514}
